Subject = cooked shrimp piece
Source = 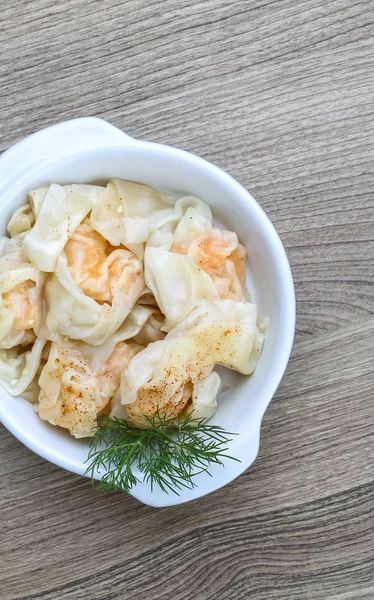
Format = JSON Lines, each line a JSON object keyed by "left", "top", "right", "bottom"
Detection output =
{"left": 97, "top": 341, "right": 143, "bottom": 401}
{"left": 65, "top": 223, "right": 144, "bottom": 303}
{"left": 2, "top": 281, "right": 36, "bottom": 331}
{"left": 170, "top": 228, "right": 247, "bottom": 301}
{"left": 65, "top": 224, "right": 112, "bottom": 302}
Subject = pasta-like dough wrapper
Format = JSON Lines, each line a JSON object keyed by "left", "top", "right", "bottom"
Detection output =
{"left": 0, "top": 338, "right": 46, "bottom": 396}
{"left": 77, "top": 304, "right": 158, "bottom": 370}
{"left": 23, "top": 183, "right": 105, "bottom": 272}
{"left": 28, "top": 186, "right": 49, "bottom": 217}
{"left": 137, "top": 287, "right": 160, "bottom": 309}
{"left": 0, "top": 235, "right": 26, "bottom": 271}
{"left": 90, "top": 179, "right": 212, "bottom": 257}
{"left": 7, "top": 205, "right": 35, "bottom": 237}
{"left": 45, "top": 248, "right": 144, "bottom": 345}
{"left": 38, "top": 339, "right": 141, "bottom": 437}
{"left": 145, "top": 245, "right": 219, "bottom": 332}
{"left": 121, "top": 300, "right": 262, "bottom": 426}
{"left": 132, "top": 310, "right": 165, "bottom": 346}
{"left": 189, "top": 371, "right": 222, "bottom": 420}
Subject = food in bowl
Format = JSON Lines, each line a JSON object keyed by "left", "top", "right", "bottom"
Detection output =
{"left": 0, "top": 178, "right": 266, "bottom": 492}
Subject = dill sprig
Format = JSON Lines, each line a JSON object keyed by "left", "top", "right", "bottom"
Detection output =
{"left": 84, "top": 412, "right": 240, "bottom": 495}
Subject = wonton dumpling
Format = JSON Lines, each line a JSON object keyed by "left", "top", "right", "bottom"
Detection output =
{"left": 170, "top": 208, "right": 247, "bottom": 302}
{"left": 45, "top": 248, "right": 144, "bottom": 345}
{"left": 38, "top": 338, "right": 142, "bottom": 436}
{"left": 0, "top": 236, "right": 45, "bottom": 349}
{"left": 144, "top": 208, "right": 248, "bottom": 332}
{"left": 0, "top": 338, "right": 46, "bottom": 396}
{"left": 22, "top": 183, "right": 105, "bottom": 272}
{"left": 121, "top": 299, "right": 262, "bottom": 426}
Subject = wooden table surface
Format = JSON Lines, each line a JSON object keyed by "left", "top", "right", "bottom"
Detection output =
{"left": 1, "top": 1, "right": 374, "bottom": 598}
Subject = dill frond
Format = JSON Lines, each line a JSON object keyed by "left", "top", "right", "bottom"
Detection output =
{"left": 84, "top": 412, "right": 240, "bottom": 495}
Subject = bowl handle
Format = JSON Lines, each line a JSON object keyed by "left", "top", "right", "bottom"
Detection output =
{"left": 126, "top": 424, "right": 262, "bottom": 507}
{"left": 0, "top": 117, "right": 134, "bottom": 190}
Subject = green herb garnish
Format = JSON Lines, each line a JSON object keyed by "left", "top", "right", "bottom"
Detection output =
{"left": 84, "top": 412, "right": 240, "bottom": 495}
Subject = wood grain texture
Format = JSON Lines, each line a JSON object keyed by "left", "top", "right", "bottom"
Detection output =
{"left": 1, "top": 1, "right": 373, "bottom": 598}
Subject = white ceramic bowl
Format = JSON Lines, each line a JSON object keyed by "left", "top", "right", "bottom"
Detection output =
{"left": 0, "top": 118, "right": 295, "bottom": 507}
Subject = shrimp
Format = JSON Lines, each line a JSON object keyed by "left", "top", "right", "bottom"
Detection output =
{"left": 170, "top": 228, "right": 247, "bottom": 301}
{"left": 2, "top": 282, "right": 36, "bottom": 331}
{"left": 97, "top": 341, "right": 143, "bottom": 402}
{"left": 65, "top": 223, "right": 112, "bottom": 302}
{"left": 65, "top": 223, "right": 143, "bottom": 303}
